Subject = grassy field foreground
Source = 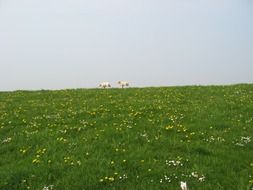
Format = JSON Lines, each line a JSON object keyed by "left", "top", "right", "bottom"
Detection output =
{"left": 0, "top": 84, "right": 253, "bottom": 190}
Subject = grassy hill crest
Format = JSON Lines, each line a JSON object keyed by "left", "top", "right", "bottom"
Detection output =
{"left": 1, "top": 84, "right": 253, "bottom": 190}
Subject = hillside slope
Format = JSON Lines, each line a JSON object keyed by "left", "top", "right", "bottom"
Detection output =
{"left": 0, "top": 84, "right": 253, "bottom": 190}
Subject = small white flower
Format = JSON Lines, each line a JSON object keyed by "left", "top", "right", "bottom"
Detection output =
{"left": 42, "top": 185, "right": 54, "bottom": 190}
{"left": 180, "top": 181, "right": 188, "bottom": 190}
{"left": 199, "top": 176, "right": 205, "bottom": 182}
{"left": 191, "top": 172, "right": 198, "bottom": 178}
{"left": 2, "top": 137, "right": 12, "bottom": 144}
{"left": 42, "top": 186, "right": 49, "bottom": 190}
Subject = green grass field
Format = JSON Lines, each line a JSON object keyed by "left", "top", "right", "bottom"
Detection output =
{"left": 1, "top": 84, "right": 253, "bottom": 190}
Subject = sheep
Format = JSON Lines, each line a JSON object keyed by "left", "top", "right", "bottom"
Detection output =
{"left": 118, "top": 81, "right": 129, "bottom": 88}
{"left": 99, "top": 82, "right": 111, "bottom": 89}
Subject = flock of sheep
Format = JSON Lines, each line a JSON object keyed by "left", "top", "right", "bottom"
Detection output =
{"left": 99, "top": 81, "right": 129, "bottom": 88}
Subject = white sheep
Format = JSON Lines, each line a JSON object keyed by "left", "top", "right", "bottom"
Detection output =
{"left": 118, "top": 81, "right": 129, "bottom": 88}
{"left": 99, "top": 82, "right": 111, "bottom": 89}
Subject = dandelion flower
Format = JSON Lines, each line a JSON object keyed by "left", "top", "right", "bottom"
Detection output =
{"left": 99, "top": 179, "right": 104, "bottom": 182}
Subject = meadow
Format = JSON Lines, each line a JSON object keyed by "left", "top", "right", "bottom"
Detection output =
{"left": 0, "top": 84, "right": 253, "bottom": 190}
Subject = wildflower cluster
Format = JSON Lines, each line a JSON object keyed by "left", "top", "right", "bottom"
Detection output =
{"left": 234, "top": 136, "right": 251, "bottom": 147}
{"left": 191, "top": 172, "right": 205, "bottom": 182}
{"left": 165, "top": 158, "right": 184, "bottom": 167}
{"left": 42, "top": 185, "right": 54, "bottom": 190}
{"left": 99, "top": 173, "right": 128, "bottom": 183}
{"left": 63, "top": 156, "right": 81, "bottom": 166}
{"left": 20, "top": 146, "right": 31, "bottom": 154}
{"left": 1, "top": 137, "right": 12, "bottom": 144}
{"left": 32, "top": 148, "right": 47, "bottom": 164}
{"left": 203, "top": 136, "right": 225, "bottom": 143}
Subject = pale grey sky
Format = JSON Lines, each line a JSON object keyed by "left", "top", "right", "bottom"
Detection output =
{"left": 0, "top": 0, "right": 253, "bottom": 91}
